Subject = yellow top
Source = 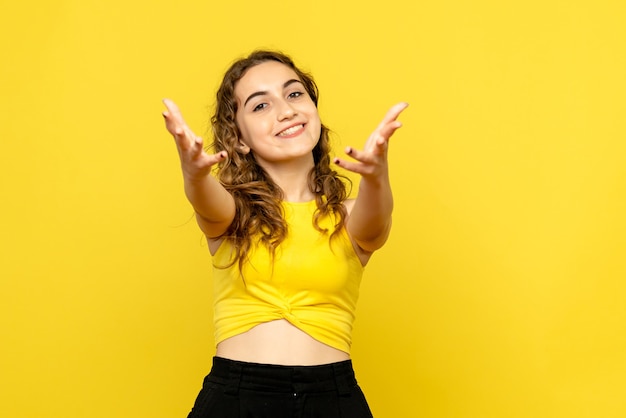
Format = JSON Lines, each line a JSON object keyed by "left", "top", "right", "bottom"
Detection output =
{"left": 212, "top": 200, "right": 365, "bottom": 353}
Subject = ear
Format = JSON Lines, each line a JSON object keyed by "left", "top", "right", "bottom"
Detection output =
{"left": 235, "top": 138, "right": 251, "bottom": 154}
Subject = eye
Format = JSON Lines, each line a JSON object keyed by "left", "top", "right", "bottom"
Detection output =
{"left": 288, "top": 91, "right": 304, "bottom": 99}
{"left": 253, "top": 103, "right": 268, "bottom": 112}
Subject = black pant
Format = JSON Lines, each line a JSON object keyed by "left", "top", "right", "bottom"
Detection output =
{"left": 187, "top": 357, "right": 374, "bottom": 418}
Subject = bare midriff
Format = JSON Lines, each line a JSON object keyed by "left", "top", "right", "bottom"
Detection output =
{"left": 216, "top": 319, "right": 350, "bottom": 366}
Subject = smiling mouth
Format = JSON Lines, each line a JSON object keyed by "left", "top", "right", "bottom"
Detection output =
{"left": 277, "top": 124, "right": 304, "bottom": 137}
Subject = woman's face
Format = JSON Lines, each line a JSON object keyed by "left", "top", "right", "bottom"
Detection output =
{"left": 234, "top": 61, "right": 321, "bottom": 169}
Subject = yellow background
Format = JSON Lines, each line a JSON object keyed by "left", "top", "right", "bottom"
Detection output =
{"left": 1, "top": 1, "right": 625, "bottom": 417}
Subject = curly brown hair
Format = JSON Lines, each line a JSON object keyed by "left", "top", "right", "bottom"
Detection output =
{"left": 210, "top": 50, "right": 351, "bottom": 271}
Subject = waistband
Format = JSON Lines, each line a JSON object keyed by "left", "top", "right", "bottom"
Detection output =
{"left": 207, "top": 356, "right": 357, "bottom": 396}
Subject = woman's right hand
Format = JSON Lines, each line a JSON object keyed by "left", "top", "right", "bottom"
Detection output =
{"left": 162, "top": 98, "right": 227, "bottom": 179}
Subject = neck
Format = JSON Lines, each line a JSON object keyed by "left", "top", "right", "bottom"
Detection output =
{"left": 258, "top": 157, "right": 315, "bottom": 203}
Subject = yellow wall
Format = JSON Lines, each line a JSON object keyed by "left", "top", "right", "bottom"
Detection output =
{"left": 1, "top": 1, "right": 625, "bottom": 417}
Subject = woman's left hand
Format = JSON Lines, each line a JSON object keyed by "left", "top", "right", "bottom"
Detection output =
{"left": 334, "top": 102, "right": 408, "bottom": 180}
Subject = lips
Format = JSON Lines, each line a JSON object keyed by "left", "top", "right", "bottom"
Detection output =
{"left": 277, "top": 124, "right": 304, "bottom": 137}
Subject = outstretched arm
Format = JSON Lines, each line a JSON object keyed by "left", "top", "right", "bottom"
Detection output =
{"left": 162, "top": 99, "right": 235, "bottom": 239}
{"left": 334, "top": 102, "right": 408, "bottom": 253}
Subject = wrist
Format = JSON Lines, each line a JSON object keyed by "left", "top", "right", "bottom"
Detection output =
{"left": 181, "top": 167, "right": 212, "bottom": 184}
{"left": 359, "top": 172, "right": 390, "bottom": 189}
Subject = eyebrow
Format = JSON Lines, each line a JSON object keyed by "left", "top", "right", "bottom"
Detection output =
{"left": 243, "top": 79, "right": 303, "bottom": 107}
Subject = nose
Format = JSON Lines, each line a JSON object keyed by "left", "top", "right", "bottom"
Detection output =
{"left": 277, "top": 101, "right": 297, "bottom": 120}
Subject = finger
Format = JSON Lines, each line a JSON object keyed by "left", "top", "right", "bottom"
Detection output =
{"left": 376, "top": 102, "right": 409, "bottom": 130}
{"left": 333, "top": 157, "right": 360, "bottom": 173}
{"left": 162, "top": 110, "right": 185, "bottom": 138}
{"left": 377, "top": 120, "right": 403, "bottom": 143}
{"left": 207, "top": 150, "right": 228, "bottom": 166}
{"left": 183, "top": 130, "right": 204, "bottom": 154}
{"left": 344, "top": 146, "right": 378, "bottom": 164}
{"left": 366, "top": 121, "right": 402, "bottom": 151}
{"left": 162, "top": 101, "right": 201, "bottom": 151}
{"left": 333, "top": 156, "right": 380, "bottom": 177}
{"left": 162, "top": 98, "right": 186, "bottom": 124}
{"left": 170, "top": 124, "right": 189, "bottom": 146}
{"left": 162, "top": 99, "right": 190, "bottom": 134}
{"left": 163, "top": 120, "right": 198, "bottom": 152}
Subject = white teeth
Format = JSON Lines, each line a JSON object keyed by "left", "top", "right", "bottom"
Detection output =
{"left": 278, "top": 125, "right": 303, "bottom": 136}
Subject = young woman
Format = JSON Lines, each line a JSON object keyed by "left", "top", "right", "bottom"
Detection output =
{"left": 162, "top": 50, "right": 407, "bottom": 418}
